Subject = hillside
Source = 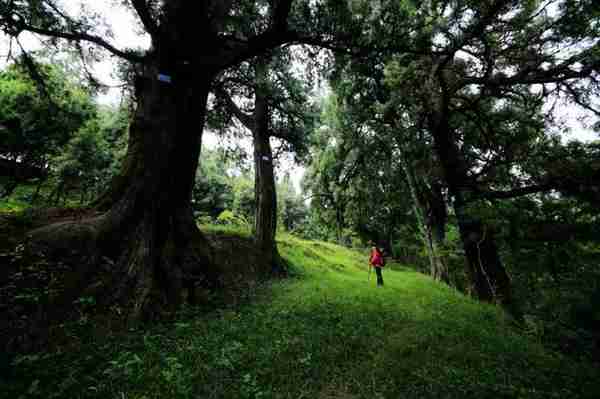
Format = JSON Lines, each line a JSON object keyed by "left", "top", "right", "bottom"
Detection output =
{"left": 2, "top": 230, "right": 599, "bottom": 398}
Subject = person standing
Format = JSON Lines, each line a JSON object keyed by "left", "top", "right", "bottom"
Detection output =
{"left": 369, "top": 244, "right": 385, "bottom": 286}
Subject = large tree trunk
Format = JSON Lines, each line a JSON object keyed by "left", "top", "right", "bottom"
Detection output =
{"left": 429, "top": 109, "right": 515, "bottom": 311}
{"left": 453, "top": 195, "right": 512, "bottom": 304}
{"left": 253, "top": 60, "right": 282, "bottom": 274}
{"left": 28, "top": 62, "right": 216, "bottom": 321}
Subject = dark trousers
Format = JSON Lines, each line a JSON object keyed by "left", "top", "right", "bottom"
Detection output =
{"left": 375, "top": 267, "right": 383, "bottom": 286}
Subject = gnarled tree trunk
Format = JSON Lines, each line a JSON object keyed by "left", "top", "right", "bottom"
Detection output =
{"left": 28, "top": 59, "right": 217, "bottom": 321}
{"left": 429, "top": 107, "right": 515, "bottom": 311}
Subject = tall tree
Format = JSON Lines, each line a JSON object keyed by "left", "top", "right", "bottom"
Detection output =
{"left": 326, "top": 53, "right": 452, "bottom": 282}
{"left": 0, "top": 0, "right": 337, "bottom": 319}
{"left": 381, "top": 0, "right": 600, "bottom": 310}
{"left": 0, "top": 0, "right": 402, "bottom": 320}
{"left": 213, "top": 48, "right": 313, "bottom": 273}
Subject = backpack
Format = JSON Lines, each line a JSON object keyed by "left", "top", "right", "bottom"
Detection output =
{"left": 372, "top": 248, "right": 385, "bottom": 267}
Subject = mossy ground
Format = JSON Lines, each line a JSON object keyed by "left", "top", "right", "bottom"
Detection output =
{"left": 1, "top": 229, "right": 599, "bottom": 398}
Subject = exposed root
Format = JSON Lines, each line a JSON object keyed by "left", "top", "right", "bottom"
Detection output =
{"left": 3, "top": 205, "right": 283, "bottom": 357}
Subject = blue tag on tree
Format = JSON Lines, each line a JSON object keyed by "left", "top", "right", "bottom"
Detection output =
{"left": 157, "top": 73, "right": 172, "bottom": 83}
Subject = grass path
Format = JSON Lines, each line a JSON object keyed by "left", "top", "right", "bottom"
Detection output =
{"left": 3, "top": 233, "right": 599, "bottom": 398}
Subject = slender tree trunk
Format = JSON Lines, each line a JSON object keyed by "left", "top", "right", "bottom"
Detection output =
{"left": 252, "top": 60, "right": 285, "bottom": 274}
{"left": 426, "top": 181, "right": 449, "bottom": 283}
{"left": 32, "top": 178, "right": 44, "bottom": 204}
{"left": 397, "top": 142, "right": 448, "bottom": 282}
{"left": 335, "top": 206, "right": 345, "bottom": 244}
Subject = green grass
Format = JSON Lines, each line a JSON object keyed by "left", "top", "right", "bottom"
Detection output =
{"left": 198, "top": 222, "right": 253, "bottom": 238}
{"left": 0, "top": 183, "right": 83, "bottom": 213}
{"left": 0, "top": 185, "right": 36, "bottom": 213}
{"left": 3, "top": 233, "right": 599, "bottom": 398}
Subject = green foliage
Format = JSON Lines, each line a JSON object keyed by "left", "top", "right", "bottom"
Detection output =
{"left": 277, "top": 172, "right": 309, "bottom": 233}
{"left": 231, "top": 172, "right": 256, "bottom": 224}
{"left": 198, "top": 223, "right": 252, "bottom": 239}
{"left": 0, "top": 61, "right": 96, "bottom": 195}
{"left": 0, "top": 61, "right": 128, "bottom": 205}
{"left": 490, "top": 195, "right": 600, "bottom": 358}
{"left": 216, "top": 209, "right": 250, "bottom": 228}
{"left": 3, "top": 231, "right": 599, "bottom": 398}
{"left": 303, "top": 91, "right": 420, "bottom": 251}
{"left": 50, "top": 120, "right": 112, "bottom": 201}
{"left": 42, "top": 103, "right": 128, "bottom": 205}
{"left": 192, "top": 149, "right": 235, "bottom": 219}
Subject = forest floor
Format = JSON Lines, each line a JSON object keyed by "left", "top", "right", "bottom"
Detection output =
{"left": 2, "top": 226, "right": 600, "bottom": 398}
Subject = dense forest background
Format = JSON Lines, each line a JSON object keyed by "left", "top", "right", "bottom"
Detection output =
{"left": 1, "top": 0, "right": 599, "bottom": 378}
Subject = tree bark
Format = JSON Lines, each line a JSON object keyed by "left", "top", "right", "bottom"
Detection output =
{"left": 27, "top": 60, "right": 218, "bottom": 321}
{"left": 5, "top": 1, "right": 300, "bottom": 347}
{"left": 453, "top": 196, "right": 512, "bottom": 303}
{"left": 106, "top": 62, "right": 216, "bottom": 318}
{"left": 429, "top": 108, "right": 515, "bottom": 310}
{"left": 253, "top": 60, "right": 283, "bottom": 274}
{"left": 397, "top": 141, "right": 449, "bottom": 283}
{"left": 425, "top": 181, "right": 450, "bottom": 283}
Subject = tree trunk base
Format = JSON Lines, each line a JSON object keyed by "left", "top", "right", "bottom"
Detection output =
{"left": 24, "top": 210, "right": 218, "bottom": 321}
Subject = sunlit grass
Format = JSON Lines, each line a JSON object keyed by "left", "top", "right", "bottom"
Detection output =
{"left": 3, "top": 231, "right": 599, "bottom": 398}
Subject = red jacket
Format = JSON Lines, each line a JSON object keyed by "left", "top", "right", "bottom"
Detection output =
{"left": 369, "top": 248, "right": 384, "bottom": 267}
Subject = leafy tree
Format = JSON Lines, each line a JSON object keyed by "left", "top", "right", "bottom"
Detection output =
{"left": 0, "top": 0, "right": 369, "bottom": 318}
{"left": 0, "top": 61, "right": 96, "bottom": 197}
{"left": 48, "top": 105, "right": 129, "bottom": 205}
{"left": 212, "top": 48, "right": 315, "bottom": 272}
{"left": 323, "top": 48, "right": 452, "bottom": 282}
{"left": 303, "top": 95, "right": 353, "bottom": 243}
{"left": 192, "top": 149, "right": 235, "bottom": 220}
{"left": 277, "top": 172, "right": 308, "bottom": 233}
{"left": 377, "top": 0, "right": 600, "bottom": 311}
{"left": 232, "top": 171, "right": 257, "bottom": 224}
{"left": 304, "top": 93, "right": 416, "bottom": 252}
{"left": 303, "top": 0, "right": 599, "bottom": 311}
{"left": 49, "top": 120, "right": 112, "bottom": 204}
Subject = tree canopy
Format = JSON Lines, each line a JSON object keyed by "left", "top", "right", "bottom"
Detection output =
{"left": 0, "top": 60, "right": 96, "bottom": 197}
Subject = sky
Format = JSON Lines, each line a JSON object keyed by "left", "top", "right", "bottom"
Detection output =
{"left": 1, "top": 0, "right": 598, "bottom": 190}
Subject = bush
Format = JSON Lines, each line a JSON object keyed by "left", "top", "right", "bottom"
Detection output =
{"left": 216, "top": 210, "right": 250, "bottom": 227}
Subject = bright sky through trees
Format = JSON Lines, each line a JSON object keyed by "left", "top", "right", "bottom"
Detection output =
{"left": 1, "top": 0, "right": 597, "bottom": 146}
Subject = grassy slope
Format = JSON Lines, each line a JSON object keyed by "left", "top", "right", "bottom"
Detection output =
{"left": 2, "top": 231, "right": 599, "bottom": 399}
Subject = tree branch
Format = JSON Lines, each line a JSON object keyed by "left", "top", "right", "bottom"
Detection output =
{"left": 562, "top": 82, "right": 600, "bottom": 117}
{"left": 461, "top": 44, "right": 600, "bottom": 87}
{"left": 13, "top": 22, "right": 145, "bottom": 63}
{"left": 15, "top": 39, "right": 52, "bottom": 101}
{"left": 213, "top": 87, "right": 254, "bottom": 130}
{"left": 130, "top": 0, "right": 159, "bottom": 41}
{"left": 475, "top": 182, "right": 554, "bottom": 200}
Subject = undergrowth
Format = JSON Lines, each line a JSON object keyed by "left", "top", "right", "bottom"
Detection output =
{"left": 2, "top": 232, "right": 599, "bottom": 398}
